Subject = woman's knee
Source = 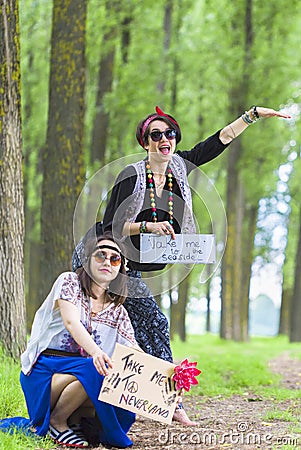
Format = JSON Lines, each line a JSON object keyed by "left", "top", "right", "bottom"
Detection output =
{"left": 50, "top": 374, "right": 79, "bottom": 408}
{"left": 51, "top": 373, "right": 77, "bottom": 390}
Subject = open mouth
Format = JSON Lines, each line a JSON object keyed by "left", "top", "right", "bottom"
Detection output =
{"left": 159, "top": 145, "right": 170, "bottom": 155}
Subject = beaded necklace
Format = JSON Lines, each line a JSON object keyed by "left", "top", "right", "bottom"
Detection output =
{"left": 146, "top": 161, "right": 173, "bottom": 225}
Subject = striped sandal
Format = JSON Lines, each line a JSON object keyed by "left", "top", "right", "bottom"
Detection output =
{"left": 48, "top": 424, "right": 89, "bottom": 448}
{"left": 69, "top": 423, "right": 88, "bottom": 442}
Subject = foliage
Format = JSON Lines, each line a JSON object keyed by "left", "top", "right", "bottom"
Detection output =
{"left": 19, "top": 0, "right": 52, "bottom": 239}
{"left": 17, "top": 0, "right": 301, "bottom": 338}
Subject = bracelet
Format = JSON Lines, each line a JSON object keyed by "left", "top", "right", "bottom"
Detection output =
{"left": 139, "top": 221, "right": 148, "bottom": 233}
{"left": 241, "top": 111, "right": 253, "bottom": 124}
{"left": 251, "top": 105, "right": 260, "bottom": 120}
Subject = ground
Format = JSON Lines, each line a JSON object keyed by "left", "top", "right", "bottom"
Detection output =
{"left": 125, "top": 353, "right": 301, "bottom": 450}
{"left": 55, "top": 353, "right": 301, "bottom": 450}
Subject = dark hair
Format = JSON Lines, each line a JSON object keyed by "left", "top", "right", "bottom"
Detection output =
{"left": 136, "top": 107, "right": 182, "bottom": 148}
{"left": 76, "top": 233, "right": 127, "bottom": 307}
{"left": 72, "top": 222, "right": 103, "bottom": 272}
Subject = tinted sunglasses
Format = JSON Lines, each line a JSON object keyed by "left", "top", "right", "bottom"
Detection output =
{"left": 92, "top": 250, "right": 122, "bottom": 266}
{"left": 149, "top": 129, "right": 176, "bottom": 142}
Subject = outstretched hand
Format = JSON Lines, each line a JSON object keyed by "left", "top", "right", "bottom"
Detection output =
{"left": 256, "top": 107, "right": 291, "bottom": 119}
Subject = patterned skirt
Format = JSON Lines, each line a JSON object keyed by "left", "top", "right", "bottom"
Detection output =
{"left": 125, "top": 269, "right": 173, "bottom": 363}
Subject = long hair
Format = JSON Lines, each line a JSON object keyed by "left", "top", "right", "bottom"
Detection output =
{"left": 76, "top": 233, "right": 127, "bottom": 306}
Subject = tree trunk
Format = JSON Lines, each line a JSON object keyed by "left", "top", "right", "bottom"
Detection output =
{"left": 0, "top": 0, "right": 26, "bottom": 358}
{"left": 206, "top": 280, "right": 211, "bottom": 333}
{"left": 90, "top": 1, "right": 121, "bottom": 165}
{"left": 170, "top": 266, "right": 190, "bottom": 341}
{"left": 279, "top": 286, "right": 291, "bottom": 335}
{"left": 289, "top": 205, "right": 301, "bottom": 342}
{"left": 221, "top": 0, "right": 253, "bottom": 341}
{"left": 40, "top": 0, "right": 87, "bottom": 300}
{"left": 157, "top": 0, "right": 173, "bottom": 96}
{"left": 177, "top": 273, "right": 189, "bottom": 341}
{"left": 221, "top": 138, "right": 241, "bottom": 339}
{"left": 232, "top": 178, "right": 244, "bottom": 341}
{"left": 240, "top": 205, "right": 257, "bottom": 341}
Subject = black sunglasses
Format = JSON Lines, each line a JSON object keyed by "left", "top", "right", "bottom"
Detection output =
{"left": 92, "top": 250, "right": 122, "bottom": 267}
{"left": 149, "top": 129, "right": 176, "bottom": 142}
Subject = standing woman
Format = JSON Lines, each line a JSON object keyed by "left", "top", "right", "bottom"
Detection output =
{"left": 103, "top": 105, "right": 290, "bottom": 425}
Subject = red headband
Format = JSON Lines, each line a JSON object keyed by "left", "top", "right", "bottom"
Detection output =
{"left": 140, "top": 106, "right": 179, "bottom": 146}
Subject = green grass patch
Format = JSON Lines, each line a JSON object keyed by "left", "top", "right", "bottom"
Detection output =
{"left": 273, "top": 447, "right": 299, "bottom": 450}
{"left": 264, "top": 407, "right": 299, "bottom": 423}
{"left": 0, "top": 353, "right": 26, "bottom": 418}
{"left": 0, "top": 348, "right": 53, "bottom": 450}
{"left": 171, "top": 334, "right": 301, "bottom": 399}
{"left": 0, "top": 431, "right": 53, "bottom": 450}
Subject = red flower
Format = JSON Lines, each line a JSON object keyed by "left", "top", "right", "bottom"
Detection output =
{"left": 172, "top": 359, "right": 202, "bottom": 392}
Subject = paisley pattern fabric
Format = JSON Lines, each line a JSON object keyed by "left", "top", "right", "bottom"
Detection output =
{"left": 125, "top": 270, "right": 173, "bottom": 362}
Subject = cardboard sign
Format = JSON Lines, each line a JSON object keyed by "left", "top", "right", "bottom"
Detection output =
{"left": 140, "top": 233, "right": 216, "bottom": 264}
{"left": 99, "top": 343, "right": 179, "bottom": 424}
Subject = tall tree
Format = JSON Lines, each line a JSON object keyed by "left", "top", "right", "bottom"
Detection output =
{"left": 289, "top": 203, "right": 301, "bottom": 341}
{"left": 40, "top": 0, "right": 87, "bottom": 299}
{"left": 286, "top": 151, "right": 301, "bottom": 341}
{"left": 90, "top": 0, "right": 119, "bottom": 165}
{"left": 220, "top": 1, "right": 252, "bottom": 341}
{"left": 0, "top": 0, "right": 26, "bottom": 357}
{"left": 220, "top": 0, "right": 300, "bottom": 340}
{"left": 19, "top": 0, "right": 52, "bottom": 326}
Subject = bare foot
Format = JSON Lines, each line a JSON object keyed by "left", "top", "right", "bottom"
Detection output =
{"left": 172, "top": 408, "right": 198, "bottom": 426}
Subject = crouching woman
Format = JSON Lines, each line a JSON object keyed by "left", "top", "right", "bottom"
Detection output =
{"left": 0, "top": 233, "right": 137, "bottom": 448}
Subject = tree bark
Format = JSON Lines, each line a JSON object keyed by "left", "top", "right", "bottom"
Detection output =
{"left": 279, "top": 286, "right": 291, "bottom": 335}
{"left": 0, "top": 0, "right": 26, "bottom": 358}
{"left": 221, "top": 137, "right": 241, "bottom": 339}
{"left": 221, "top": 0, "right": 253, "bottom": 341}
{"left": 170, "top": 266, "right": 190, "bottom": 341}
{"left": 289, "top": 205, "right": 301, "bottom": 342}
{"left": 40, "top": 0, "right": 87, "bottom": 299}
{"left": 157, "top": 0, "right": 173, "bottom": 96}
{"left": 90, "top": 1, "right": 121, "bottom": 165}
{"left": 240, "top": 205, "right": 257, "bottom": 341}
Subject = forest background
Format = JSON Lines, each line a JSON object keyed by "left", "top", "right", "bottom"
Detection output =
{"left": 1, "top": 0, "right": 301, "bottom": 360}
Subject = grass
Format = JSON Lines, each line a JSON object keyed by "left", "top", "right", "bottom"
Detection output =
{"left": 0, "top": 335, "right": 300, "bottom": 449}
{"left": 264, "top": 407, "right": 299, "bottom": 423}
{"left": 171, "top": 334, "right": 301, "bottom": 399}
{"left": 0, "top": 349, "right": 54, "bottom": 450}
{"left": 0, "top": 431, "right": 52, "bottom": 450}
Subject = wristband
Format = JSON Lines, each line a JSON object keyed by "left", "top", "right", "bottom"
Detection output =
{"left": 252, "top": 105, "right": 260, "bottom": 120}
{"left": 241, "top": 111, "right": 253, "bottom": 124}
{"left": 139, "top": 221, "right": 148, "bottom": 233}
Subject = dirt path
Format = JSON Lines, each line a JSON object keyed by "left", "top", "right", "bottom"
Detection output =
{"left": 124, "top": 353, "right": 301, "bottom": 450}
{"left": 53, "top": 353, "right": 300, "bottom": 450}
